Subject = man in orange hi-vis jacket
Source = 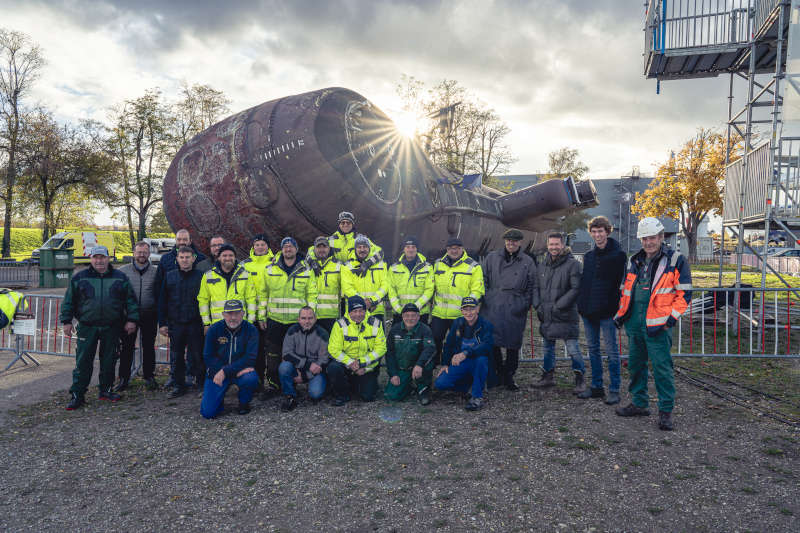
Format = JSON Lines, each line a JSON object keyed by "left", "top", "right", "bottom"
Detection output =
{"left": 613, "top": 217, "right": 692, "bottom": 431}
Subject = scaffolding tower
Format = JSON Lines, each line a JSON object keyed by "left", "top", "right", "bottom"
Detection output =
{"left": 644, "top": 0, "right": 800, "bottom": 304}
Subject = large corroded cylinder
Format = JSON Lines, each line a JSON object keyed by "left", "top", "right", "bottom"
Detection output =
{"left": 163, "top": 87, "right": 596, "bottom": 258}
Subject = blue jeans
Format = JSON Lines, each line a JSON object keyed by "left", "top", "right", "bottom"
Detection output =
{"left": 582, "top": 317, "right": 621, "bottom": 392}
{"left": 278, "top": 360, "right": 326, "bottom": 399}
{"left": 200, "top": 371, "right": 259, "bottom": 419}
{"left": 434, "top": 355, "right": 489, "bottom": 399}
{"left": 542, "top": 338, "right": 585, "bottom": 374}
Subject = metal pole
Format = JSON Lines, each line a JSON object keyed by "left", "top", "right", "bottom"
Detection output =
{"left": 720, "top": 71, "right": 735, "bottom": 286}
{"left": 736, "top": 42, "right": 758, "bottom": 289}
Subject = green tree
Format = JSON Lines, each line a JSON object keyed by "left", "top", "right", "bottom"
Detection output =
{"left": 540, "top": 147, "right": 591, "bottom": 236}
{"left": 173, "top": 81, "right": 231, "bottom": 145}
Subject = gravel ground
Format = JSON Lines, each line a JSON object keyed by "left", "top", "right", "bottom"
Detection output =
{"left": 1, "top": 363, "right": 798, "bottom": 533}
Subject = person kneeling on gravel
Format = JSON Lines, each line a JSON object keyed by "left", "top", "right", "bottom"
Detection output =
{"left": 201, "top": 300, "right": 260, "bottom": 418}
{"left": 327, "top": 296, "right": 386, "bottom": 406}
{"left": 434, "top": 297, "right": 496, "bottom": 411}
{"left": 278, "top": 306, "right": 330, "bottom": 411}
{"left": 384, "top": 303, "right": 436, "bottom": 406}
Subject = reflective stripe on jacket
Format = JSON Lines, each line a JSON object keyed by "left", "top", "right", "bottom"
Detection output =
{"left": 328, "top": 315, "right": 387, "bottom": 371}
{"left": 328, "top": 231, "right": 383, "bottom": 265}
{"left": 197, "top": 263, "right": 257, "bottom": 326}
{"left": 426, "top": 252, "right": 485, "bottom": 319}
{"left": 311, "top": 256, "right": 342, "bottom": 319}
{"left": 342, "top": 254, "right": 388, "bottom": 316}
{"left": 613, "top": 244, "right": 692, "bottom": 336}
{"left": 386, "top": 253, "right": 432, "bottom": 315}
{"left": 258, "top": 258, "right": 318, "bottom": 324}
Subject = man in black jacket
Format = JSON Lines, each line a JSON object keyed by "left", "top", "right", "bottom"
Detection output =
{"left": 159, "top": 246, "right": 205, "bottom": 399}
{"left": 577, "top": 217, "right": 627, "bottom": 405}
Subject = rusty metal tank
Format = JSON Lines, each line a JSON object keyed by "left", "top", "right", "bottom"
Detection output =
{"left": 163, "top": 87, "right": 597, "bottom": 258}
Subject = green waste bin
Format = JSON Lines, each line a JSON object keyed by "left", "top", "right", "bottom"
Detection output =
{"left": 39, "top": 249, "right": 73, "bottom": 288}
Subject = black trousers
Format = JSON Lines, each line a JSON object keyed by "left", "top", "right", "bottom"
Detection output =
{"left": 169, "top": 321, "right": 205, "bottom": 388}
{"left": 429, "top": 316, "right": 454, "bottom": 366}
{"left": 254, "top": 328, "right": 269, "bottom": 387}
{"left": 493, "top": 346, "right": 520, "bottom": 383}
{"left": 265, "top": 319, "right": 293, "bottom": 390}
{"left": 118, "top": 311, "right": 157, "bottom": 381}
{"left": 327, "top": 361, "right": 379, "bottom": 401}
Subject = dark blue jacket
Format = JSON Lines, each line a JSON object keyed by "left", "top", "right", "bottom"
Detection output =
{"left": 155, "top": 244, "right": 207, "bottom": 293}
{"left": 577, "top": 237, "right": 627, "bottom": 320}
{"left": 158, "top": 267, "right": 204, "bottom": 327}
{"left": 442, "top": 315, "right": 495, "bottom": 364}
{"left": 203, "top": 319, "right": 259, "bottom": 380}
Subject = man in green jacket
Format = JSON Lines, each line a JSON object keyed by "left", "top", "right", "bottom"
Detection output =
{"left": 384, "top": 303, "right": 436, "bottom": 405}
{"left": 61, "top": 246, "right": 139, "bottom": 410}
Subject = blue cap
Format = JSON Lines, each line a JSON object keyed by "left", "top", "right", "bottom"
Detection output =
{"left": 280, "top": 237, "right": 298, "bottom": 249}
{"left": 402, "top": 236, "right": 419, "bottom": 248}
{"left": 347, "top": 295, "right": 366, "bottom": 312}
{"left": 460, "top": 296, "right": 479, "bottom": 308}
{"left": 90, "top": 245, "right": 109, "bottom": 257}
{"left": 446, "top": 237, "right": 463, "bottom": 247}
{"left": 223, "top": 299, "right": 244, "bottom": 313}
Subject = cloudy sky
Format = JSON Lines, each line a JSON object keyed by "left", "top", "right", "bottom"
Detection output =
{"left": 3, "top": 0, "right": 737, "bottom": 181}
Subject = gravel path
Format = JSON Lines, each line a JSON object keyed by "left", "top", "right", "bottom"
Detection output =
{"left": 1, "top": 365, "right": 798, "bottom": 532}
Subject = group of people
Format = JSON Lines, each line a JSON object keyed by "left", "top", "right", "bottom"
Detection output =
{"left": 58, "top": 210, "right": 691, "bottom": 431}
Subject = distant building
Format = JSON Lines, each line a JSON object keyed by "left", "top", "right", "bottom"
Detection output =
{"left": 493, "top": 171, "right": 679, "bottom": 255}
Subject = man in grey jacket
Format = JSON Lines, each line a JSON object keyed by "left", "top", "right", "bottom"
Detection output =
{"left": 116, "top": 241, "right": 159, "bottom": 391}
{"left": 480, "top": 229, "right": 536, "bottom": 391}
{"left": 278, "top": 306, "right": 330, "bottom": 411}
{"left": 532, "top": 232, "right": 586, "bottom": 394}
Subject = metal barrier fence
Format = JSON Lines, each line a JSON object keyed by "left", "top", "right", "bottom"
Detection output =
{"left": 646, "top": 0, "right": 753, "bottom": 52}
{"left": 3, "top": 288, "right": 799, "bottom": 371}
{"left": 0, "top": 261, "right": 37, "bottom": 288}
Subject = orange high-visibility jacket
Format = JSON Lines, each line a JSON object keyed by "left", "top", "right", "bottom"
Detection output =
{"left": 613, "top": 245, "right": 692, "bottom": 336}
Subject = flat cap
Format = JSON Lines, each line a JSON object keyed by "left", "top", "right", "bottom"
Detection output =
{"left": 503, "top": 228, "right": 524, "bottom": 240}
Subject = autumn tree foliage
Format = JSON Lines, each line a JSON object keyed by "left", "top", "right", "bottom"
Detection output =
{"left": 632, "top": 129, "right": 741, "bottom": 261}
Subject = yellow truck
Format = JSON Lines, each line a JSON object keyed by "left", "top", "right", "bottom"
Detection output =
{"left": 32, "top": 231, "right": 117, "bottom": 263}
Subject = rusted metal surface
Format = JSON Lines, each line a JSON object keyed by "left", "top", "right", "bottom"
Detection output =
{"left": 163, "top": 87, "right": 598, "bottom": 258}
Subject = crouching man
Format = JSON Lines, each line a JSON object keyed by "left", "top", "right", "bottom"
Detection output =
{"left": 384, "top": 303, "right": 435, "bottom": 405}
{"left": 434, "top": 297, "right": 496, "bottom": 411}
{"left": 201, "top": 300, "right": 260, "bottom": 418}
{"left": 278, "top": 306, "right": 330, "bottom": 411}
{"left": 327, "top": 296, "right": 387, "bottom": 406}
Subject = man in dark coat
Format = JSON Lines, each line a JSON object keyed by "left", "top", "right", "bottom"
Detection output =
{"left": 532, "top": 232, "right": 586, "bottom": 394}
{"left": 480, "top": 228, "right": 536, "bottom": 391}
{"left": 577, "top": 216, "right": 627, "bottom": 405}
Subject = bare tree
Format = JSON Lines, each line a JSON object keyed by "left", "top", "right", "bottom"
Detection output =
{"left": 0, "top": 28, "right": 44, "bottom": 257}
{"left": 173, "top": 81, "right": 231, "bottom": 145}
{"left": 541, "top": 147, "right": 589, "bottom": 181}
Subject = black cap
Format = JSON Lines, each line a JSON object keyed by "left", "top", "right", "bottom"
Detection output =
{"left": 217, "top": 244, "right": 236, "bottom": 255}
{"left": 503, "top": 229, "right": 524, "bottom": 240}
{"left": 252, "top": 234, "right": 269, "bottom": 245}
{"left": 401, "top": 303, "right": 420, "bottom": 314}
{"left": 460, "top": 296, "right": 479, "bottom": 308}
{"left": 347, "top": 295, "right": 366, "bottom": 311}
{"left": 402, "top": 236, "right": 419, "bottom": 248}
{"left": 446, "top": 237, "right": 463, "bottom": 247}
{"left": 223, "top": 299, "right": 244, "bottom": 313}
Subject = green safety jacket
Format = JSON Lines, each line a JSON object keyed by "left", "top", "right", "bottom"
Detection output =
{"left": 426, "top": 251, "right": 485, "bottom": 319}
{"left": 328, "top": 315, "right": 387, "bottom": 372}
{"left": 386, "top": 253, "right": 433, "bottom": 315}
{"left": 60, "top": 265, "right": 140, "bottom": 326}
{"left": 258, "top": 257, "right": 318, "bottom": 324}
{"left": 385, "top": 320, "right": 435, "bottom": 376}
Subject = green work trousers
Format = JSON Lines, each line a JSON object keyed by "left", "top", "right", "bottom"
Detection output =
{"left": 384, "top": 362, "right": 434, "bottom": 402}
{"left": 625, "top": 327, "right": 675, "bottom": 413}
{"left": 70, "top": 323, "right": 122, "bottom": 397}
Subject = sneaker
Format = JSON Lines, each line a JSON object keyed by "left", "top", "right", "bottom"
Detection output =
{"left": 333, "top": 396, "right": 349, "bottom": 407}
{"left": 573, "top": 371, "right": 586, "bottom": 395}
{"left": 280, "top": 395, "right": 297, "bottom": 412}
{"left": 658, "top": 411, "right": 674, "bottom": 431}
{"left": 144, "top": 377, "right": 159, "bottom": 391}
{"left": 615, "top": 403, "right": 651, "bottom": 417}
{"left": 465, "top": 396, "right": 484, "bottom": 411}
{"left": 505, "top": 377, "right": 520, "bottom": 392}
{"left": 167, "top": 387, "right": 185, "bottom": 399}
{"left": 98, "top": 390, "right": 121, "bottom": 402}
{"left": 113, "top": 378, "right": 129, "bottom": 393}
{"left": 418, "top": 388, "right": 431, "bottom": 406}
{"left": 605, "top": 391, "right": 621, "bottom": 405}
{"left": 237, "top": 403, "right": 251, "bottom": 415}
{"left": 532, "top": 369, "right": 555, "bottom": 388}
{"left": 65, "top": 393, "right": 84, "bottom": 410}
{"left": 577, "top": 387, "right": 605, "bottom": 400}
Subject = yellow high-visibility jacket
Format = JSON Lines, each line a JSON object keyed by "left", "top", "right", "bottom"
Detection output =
{"left": 386, "top": 253, "right": 432, "bottom": 315}
{"left": 197, "top": 263, "right": 257, "bottom": 325}
{"left": 342, "top": 252, "right": 388, "bottom": 316}
{"left": 426, "top": 251, "right": 484, "bottom": 319}
{"left": 258, "top": 257, "right": 318, "bottom": 325}
{"left": 328, "top": 315, "right": 386, "bottom": 372}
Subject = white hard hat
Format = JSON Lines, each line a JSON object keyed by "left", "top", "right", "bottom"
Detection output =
{"left": 636, "top": 217, "right": 665, "bottom": 239}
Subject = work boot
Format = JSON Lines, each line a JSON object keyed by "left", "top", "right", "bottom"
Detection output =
{"left": 465, "top": 396, "right": 484, "bottom": 411}
{"left": 573, "top": 371, "right": 586, "bottom": 395}
{"left": 577, "top": 387, "right": 604, "bottom": 400}
{"left": 605, "top": 391, "right": 621, "bottom": 405}
{"left": 238, "top": 403, "right": 251, "bottom": 415}
{"left": 167, "top": 387, "right": 185, "bottom": 399}
{"left": 280, "top": 395, "right": 297, "bottom": 412}
{"left": 531, "top": 369, "right": 555, "bottom": 388}
{"left": 615, "top": 403, "right": 651, "bottom": 417}
{"left": 113, "top": 378, "right": 129, "bottom": 393}
{"left": 333, "top": 396, "right": 349, "bottom": 407}
{"left": 418, "top": 388, "right": 431, "bottom": 406}
{"left": 65, "top": 393, "right": 85, "bottom": 411}
{"left": 505, "top": 376, "right": 520, "bottom": 392}
{"left": 144, "top": 377, "right": 159, "bottom": 391}
{"left": 658, "top": 411, "right": 674, "bottom": 431}
{"left": 98, "top": 390, "right": 121, "bottom": 402}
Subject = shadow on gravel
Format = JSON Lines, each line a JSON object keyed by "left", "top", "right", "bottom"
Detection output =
{"left": 1, "top": 365, "right": 798, "bottom": 532}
